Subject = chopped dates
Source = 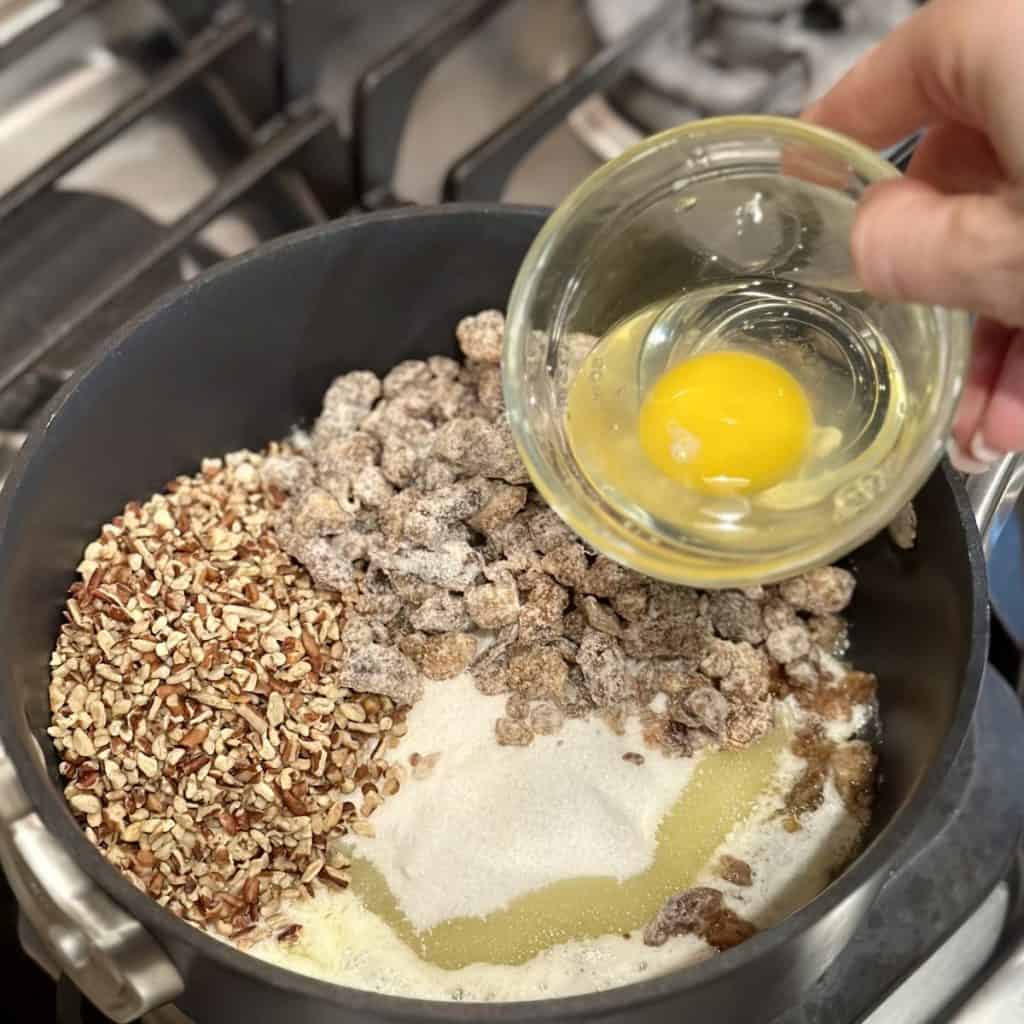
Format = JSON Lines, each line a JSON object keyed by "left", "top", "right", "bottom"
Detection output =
{"left": 270, "top": 309, "right": 869, "bottom": 758}
{"left": 643, "top": 886, "right": 757, "bottom": 951}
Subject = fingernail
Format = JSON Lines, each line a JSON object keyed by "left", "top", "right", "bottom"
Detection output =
{"left": 969, "top": 431, "right": 1004, "bottom": 465}
{"left": 947, "top": 438, "right": 990, "bottom": 474}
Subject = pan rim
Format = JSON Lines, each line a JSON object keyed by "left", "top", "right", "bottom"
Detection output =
{"left": 0, "top": 204, "right": 988, "bottom": 1021}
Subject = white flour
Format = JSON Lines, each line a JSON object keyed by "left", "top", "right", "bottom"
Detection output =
{"left": 347, "top": 674, "right": 698, "bottom": 930}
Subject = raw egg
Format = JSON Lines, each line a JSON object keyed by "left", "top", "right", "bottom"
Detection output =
{"left": 637, "top": 349, "right": 812, "bottom": 495}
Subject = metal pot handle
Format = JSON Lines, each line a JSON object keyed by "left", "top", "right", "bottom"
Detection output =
{"left": 964, "top": 452, "right": 1024, "bottom": 554}
{"left": 0, "top": 740, "right": 183, "bottom": 1022}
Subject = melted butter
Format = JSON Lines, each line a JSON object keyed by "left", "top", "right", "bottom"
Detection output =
{"left": 347, "top": 726, "right": 788, "bottom": 970}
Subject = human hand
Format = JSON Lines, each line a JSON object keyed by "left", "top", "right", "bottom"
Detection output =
{"left": 802, "top": 0, "right": 1024, "bottom": 472}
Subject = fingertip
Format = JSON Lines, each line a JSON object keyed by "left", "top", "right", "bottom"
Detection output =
{"left": 947, "top": 438, "right": 991, "bottom": 474}
{"left": 969, "top": 432, "right": 1004, "bottom": 465}
{"left": 978, "top": 329, "right": 1024, "bottom": 455}
{"left": 978, "top": 415, "right": 1024, "bottom": 459}
{"left": 951, "top": 408, "right": 981, "bottom": 457}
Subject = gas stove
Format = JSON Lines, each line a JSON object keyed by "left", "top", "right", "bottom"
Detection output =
{"left": 0, "top": 3, "right": 1022, "bottom": 1022}
{"left": 574, "top": 0, "right": 922, "bottom": 158}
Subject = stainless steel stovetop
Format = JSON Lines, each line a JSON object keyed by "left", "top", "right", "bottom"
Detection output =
{"left": 0, "top": 3, "right": 1022, "bottom": 1022}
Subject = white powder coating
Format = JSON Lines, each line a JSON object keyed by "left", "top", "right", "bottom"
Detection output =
{"left": 348, "top": 675, "right": 698, "bottom": 931}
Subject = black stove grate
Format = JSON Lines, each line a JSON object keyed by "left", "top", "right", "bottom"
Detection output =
{"left": 352, "top": 0, "right": 684, "bottom": 207}
{"left": 0, "top": 1, "right": 341, "bottom": 397}
{"left": 0, "top": 0, "right": 691, "bottom": 409}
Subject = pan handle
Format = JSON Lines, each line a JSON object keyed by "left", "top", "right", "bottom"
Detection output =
{"left": 0, "top": 738, "right": 183, "bottom": 1021}
{"left": 964, "top": 453, "right": 1024, "bottom": 556}
{"left": 944, "top": 882, "right": 1024, "bottom": 1023}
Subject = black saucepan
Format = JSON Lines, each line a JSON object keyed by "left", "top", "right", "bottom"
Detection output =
{"left": 0, "top": 207, "right": 995, "bottom": 1023}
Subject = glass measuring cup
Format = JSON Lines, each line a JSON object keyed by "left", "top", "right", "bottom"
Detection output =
{"left": 503, "top": 116, "right": 971, "bottom": 587}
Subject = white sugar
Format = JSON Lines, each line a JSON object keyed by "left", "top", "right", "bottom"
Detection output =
{"left": 347, "top": 674, "right": 698, "bottom": 931}
{"left": 246, "top": 675, "right": 873, "bottom": 1001}
{"left": 248, "top": 720, "right": 862, "bottom": 1002}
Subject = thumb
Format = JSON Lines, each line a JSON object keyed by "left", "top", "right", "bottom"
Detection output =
{"left": 851, "top": 179, "right": 1024, "bottom": 327}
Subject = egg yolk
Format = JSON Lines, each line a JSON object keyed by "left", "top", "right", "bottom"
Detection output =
{"left": 637, "top": 350, "right": 812, "bottom": 495}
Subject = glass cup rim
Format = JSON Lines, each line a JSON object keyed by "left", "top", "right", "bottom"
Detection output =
{"left": 504, "top": 114, "right": 971, "bottom": 587}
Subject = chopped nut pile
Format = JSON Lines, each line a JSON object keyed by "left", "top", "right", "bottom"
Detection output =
{"left": 270, "top": 309, "right": 871, "bottom": 759}
{"left": 48, "top": 453, "right": 408, "bottom": 943}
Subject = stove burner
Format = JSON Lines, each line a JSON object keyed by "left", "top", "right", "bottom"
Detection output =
{"left": 584, "top": 0, "right": 920, "bottom": 144}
